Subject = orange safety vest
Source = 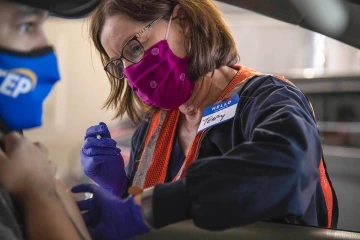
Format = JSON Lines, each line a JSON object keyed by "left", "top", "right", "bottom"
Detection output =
{"left": 133, "top": 65, "right": 335, "bottom": 228}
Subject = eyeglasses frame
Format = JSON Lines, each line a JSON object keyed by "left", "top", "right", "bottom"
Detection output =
{"left": 104, "top": 15, "right": 164, "bottom": 80}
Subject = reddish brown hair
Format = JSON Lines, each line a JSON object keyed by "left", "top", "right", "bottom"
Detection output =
{"left": 90, "top": 0, "right": 239, "bottom": 124}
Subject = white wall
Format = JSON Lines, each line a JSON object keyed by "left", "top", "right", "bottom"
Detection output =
{"left": 24, "top": 18, "right": 117, "bottom": 170}
{"left": 216, "top": 1, "right": 360, "bottom": 76}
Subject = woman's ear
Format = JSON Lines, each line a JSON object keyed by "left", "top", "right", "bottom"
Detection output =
{"left": 172, "top": 4, "right": 182, "bottom": 18}
{"left": 172, "top": 4, "right": 190, "bottom": 36}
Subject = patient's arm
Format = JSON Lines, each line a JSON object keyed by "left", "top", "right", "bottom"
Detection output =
{"left": 19, "top": 178, "right": 91, "bottom": 240}
{"left": 55, "top": 179, "right": 91, "bottom": 240}
{"left": 21, "top": 187, "right": 84, "bottom": 240}
{"left": 0, "top": 133, "right": 89, "bottom": 240}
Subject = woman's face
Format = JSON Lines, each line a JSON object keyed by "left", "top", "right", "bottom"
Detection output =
{"left": 100, "top": 12, "right": 188, "bottom": 69}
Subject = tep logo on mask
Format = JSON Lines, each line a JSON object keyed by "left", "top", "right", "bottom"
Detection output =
{"left": 0, "top": 68, "right": 37, "bottom": 98}
{"left": 0, "top": 47, "right": 60, "bottom": 131}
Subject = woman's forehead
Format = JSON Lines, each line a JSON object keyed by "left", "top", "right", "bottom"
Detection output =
{"left": 101, "top": 14, "right": 143, "bottom": 47}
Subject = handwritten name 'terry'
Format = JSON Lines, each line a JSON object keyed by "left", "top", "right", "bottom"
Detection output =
{"left": 202, "top": 114, "right": 226, "bottom": 126}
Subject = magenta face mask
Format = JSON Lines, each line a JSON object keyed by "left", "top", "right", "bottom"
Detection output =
{"left": 124, "top": 17, "right": 195, "bottom": 110}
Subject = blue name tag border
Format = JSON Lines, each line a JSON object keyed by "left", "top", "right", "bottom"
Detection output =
{"left": 203, "top": 94, "right": 240, "bottom": 116}
{"left": 199, "top": 94, "right": 240, "bottom": 132}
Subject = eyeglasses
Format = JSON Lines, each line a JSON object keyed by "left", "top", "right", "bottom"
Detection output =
{"left": 104, "top": 16, "right": 163, "bottom": 80}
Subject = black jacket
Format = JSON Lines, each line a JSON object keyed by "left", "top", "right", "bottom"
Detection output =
{"left": 127, "top": 75, "right": 338, "bottom": 230}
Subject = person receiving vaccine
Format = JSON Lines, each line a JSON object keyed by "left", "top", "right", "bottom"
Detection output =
{"left": 0, "top": 0, "right": 100, "bottom": 239}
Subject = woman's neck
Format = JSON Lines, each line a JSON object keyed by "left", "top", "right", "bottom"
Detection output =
{"left": 178, "top": 66, "right": 238, "bottom": 126}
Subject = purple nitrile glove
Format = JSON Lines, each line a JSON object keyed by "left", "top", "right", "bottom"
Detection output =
{"left": 72, "top": 184, "right": 150, "bottom": 240}
{"left": 81, "top": 122, "right": 127, "bottom": 197}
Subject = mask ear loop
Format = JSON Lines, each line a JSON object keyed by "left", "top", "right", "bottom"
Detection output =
{"left": 165, "top": 15, "right": 173, "bottom": 40}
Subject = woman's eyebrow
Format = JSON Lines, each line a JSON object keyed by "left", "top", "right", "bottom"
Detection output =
{"left": 119, "top": 30, "right": 140, "bottom": 49}
{"left": 119, "top": 22, "right": 148, "bottom": 48}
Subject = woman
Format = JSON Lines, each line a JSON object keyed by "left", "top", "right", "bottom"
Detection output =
{"left": 76, "top": 0, "right": 338, "bottom": 239}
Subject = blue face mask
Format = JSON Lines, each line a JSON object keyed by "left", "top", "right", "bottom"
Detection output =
{"left": 0, "top": 46, "right": 60, "bottom": 131}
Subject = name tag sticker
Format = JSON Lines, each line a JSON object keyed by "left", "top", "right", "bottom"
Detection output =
{"left": 198, "top": 94, "right": 239, "bottom": 132}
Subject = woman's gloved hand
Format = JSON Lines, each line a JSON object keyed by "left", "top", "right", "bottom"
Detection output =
{"left": 72, "top": 184, "right": 150, "bottom": 240}
{"left": 81, "top": 122, "right": 127, "bottom": 197}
